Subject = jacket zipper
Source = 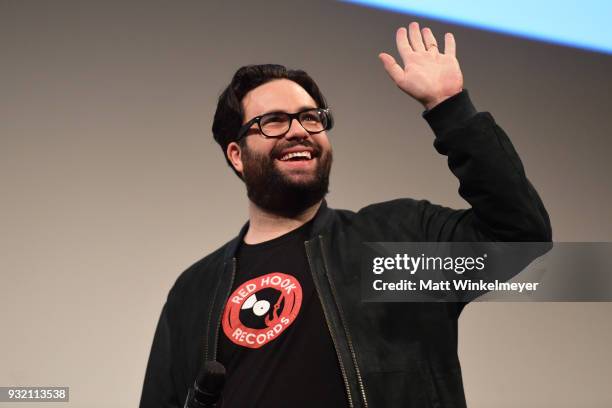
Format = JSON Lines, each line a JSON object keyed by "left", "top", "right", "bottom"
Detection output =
{"left": 318, "top": 235, "right": 369, "bottom": 408}
{"left": 204, "top": 258, "right": 236, "bottom": 362}
{"left": 305, "top": 240, "right": 354, "bottom": 408}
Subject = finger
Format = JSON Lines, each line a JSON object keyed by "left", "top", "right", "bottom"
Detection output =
{"left": 395, "top": 27, "right": 413, "bottom": 67}
{"left": 421, "top": 27, "right": 439, "bottom": 52}
{"left": 378, "top": 52, "right": 404, "bottom": 84}
{"left": 408, "top": 21, "right": 425, "bottom": 52}
{"left": 444, "top": 32, "right": 456, "bottom": 57}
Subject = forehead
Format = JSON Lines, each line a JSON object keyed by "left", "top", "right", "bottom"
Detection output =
{"left": 241, "top": 79, "right": 317, "bottom": 120}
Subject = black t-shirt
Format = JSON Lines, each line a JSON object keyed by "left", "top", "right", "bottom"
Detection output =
{"left": 217, "top": 220, "right": 348, "bottom": 408}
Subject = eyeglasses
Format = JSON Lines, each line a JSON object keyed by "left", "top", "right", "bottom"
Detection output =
{"left": 236, "top": 107, "right": 332, "bottom": 141}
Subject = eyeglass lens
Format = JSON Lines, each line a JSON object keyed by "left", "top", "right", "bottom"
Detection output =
{"left": 260, "top": 109, "right": 327, "bottom": 137}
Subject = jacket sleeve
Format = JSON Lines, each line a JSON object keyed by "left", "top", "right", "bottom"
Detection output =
{"left": 139, "top": 302, "right": 181, "bottom": 408}
{"left": 416, "top": 89, "right": 551, "bottom": 242}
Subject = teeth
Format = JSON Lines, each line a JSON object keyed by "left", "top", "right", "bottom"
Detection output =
{"left": 279, "top": 151, "right": 312, "bottom": 161}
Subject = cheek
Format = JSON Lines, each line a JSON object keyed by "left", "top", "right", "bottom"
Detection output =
{"left": 319, "top": 140, "right": 333, "bottom": 158}
{"left": 313, "top": 133, "right": 332, "bottom": 151}
{"left": 245, "top": 138, "right": 276, "bottom": 158}
{"left": 242, "top": 145, "right": 275, "bottom": 170}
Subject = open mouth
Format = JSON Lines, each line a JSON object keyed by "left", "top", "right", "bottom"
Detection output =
{"left": 277, "top": 151, "right": 313, "bottom": 162}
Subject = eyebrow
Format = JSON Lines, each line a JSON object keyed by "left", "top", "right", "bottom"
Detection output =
{"left": 259, "top": 105, "right": 318, "bottom": 117}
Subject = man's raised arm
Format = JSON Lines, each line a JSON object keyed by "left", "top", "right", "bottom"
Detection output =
{"left": 371, "top": 22, "right": 551, "bottom": 242}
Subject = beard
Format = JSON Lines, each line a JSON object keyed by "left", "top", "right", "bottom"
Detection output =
{"left": 240, "top": 139, "right": 332, "bottom": 218}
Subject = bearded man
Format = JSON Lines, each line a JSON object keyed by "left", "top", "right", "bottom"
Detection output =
{"left": 140, "top": 22, "right": 551, "bottom": 408}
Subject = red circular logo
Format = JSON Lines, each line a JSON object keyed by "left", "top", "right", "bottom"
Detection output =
{"left": 222, "top": 272, "right": 302, "bottom": 349}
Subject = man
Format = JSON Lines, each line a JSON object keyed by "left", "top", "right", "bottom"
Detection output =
{"left": 140, "top": 22, "right": 551, "bottom": 407}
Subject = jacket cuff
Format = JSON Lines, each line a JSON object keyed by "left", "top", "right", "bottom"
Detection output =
{"left": 422, "top": 89, "right": 477, "bottom": 136}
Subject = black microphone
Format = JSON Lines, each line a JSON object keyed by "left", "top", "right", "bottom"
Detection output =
{"left": 184, "top": 360, "right": 226, "bottom": 408}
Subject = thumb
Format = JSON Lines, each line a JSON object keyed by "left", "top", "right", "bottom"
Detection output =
{"left": 378, "top": 53, "right": 404, "bottom": 84}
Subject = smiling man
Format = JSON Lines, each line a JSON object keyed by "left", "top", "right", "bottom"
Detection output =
{"left": 226, "top": 78, "right": 333, "bottom": 222}
{"left": 140, "top": 22, "right": 551, "bottom": 408}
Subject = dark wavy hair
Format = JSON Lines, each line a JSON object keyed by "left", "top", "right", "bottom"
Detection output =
{"left": 212, "top": 64, "right": 330, "bottom": 177}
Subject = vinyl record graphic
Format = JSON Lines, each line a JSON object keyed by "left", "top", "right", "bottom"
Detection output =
{"left": 222, "top": 272, "right": 302, "bottom": 348}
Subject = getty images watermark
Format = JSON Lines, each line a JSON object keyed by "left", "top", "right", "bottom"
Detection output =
{"left": 361, "top": 242, "right": 612, "bottom": 302}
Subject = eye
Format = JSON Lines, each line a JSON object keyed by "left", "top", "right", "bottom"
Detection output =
{"left": 301, "top": 111, "right": 322, "bottom": 123}
{"left": 261, "top": 113, "right": 287, "bottom": 126}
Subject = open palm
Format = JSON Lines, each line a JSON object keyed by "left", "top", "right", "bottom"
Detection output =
{"left": 379, "top": 22, "right": 464, "bottom": 110}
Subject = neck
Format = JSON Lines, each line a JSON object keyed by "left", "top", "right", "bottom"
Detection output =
{"left": 244, "top": 200, "right": 322, "bottom": 244}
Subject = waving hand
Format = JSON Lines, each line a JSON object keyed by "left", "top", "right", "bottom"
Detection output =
{"left": 379, "top": 22, "right": 464, "bottom": 110}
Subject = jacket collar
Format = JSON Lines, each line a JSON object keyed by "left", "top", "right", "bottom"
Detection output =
{"left": 222, "top": 199, "right": 334, "bottom": 261}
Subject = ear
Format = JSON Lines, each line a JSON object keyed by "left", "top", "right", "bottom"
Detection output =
{"left": 226, "top": 141, "right": 244, "bottom": 176}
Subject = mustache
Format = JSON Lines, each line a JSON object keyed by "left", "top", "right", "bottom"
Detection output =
{"left": 271, "top": 140, "right": 321, "bottom": 158}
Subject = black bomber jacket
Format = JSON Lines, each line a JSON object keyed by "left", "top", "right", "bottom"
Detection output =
{"left": 139, "top": 90, "right": 552, "bottom": 408}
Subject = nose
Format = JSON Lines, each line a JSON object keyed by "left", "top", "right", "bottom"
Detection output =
{"left": 284, "top": 117, "right": 310, "bottom": 140}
